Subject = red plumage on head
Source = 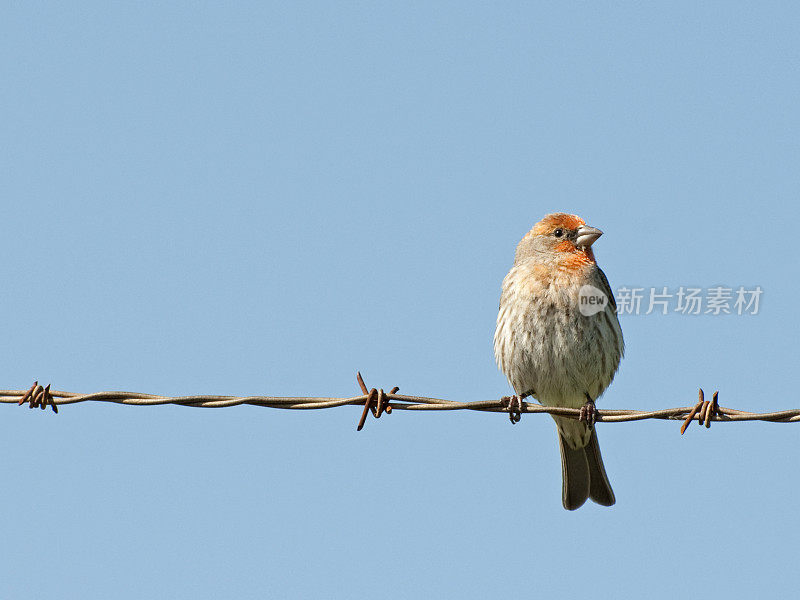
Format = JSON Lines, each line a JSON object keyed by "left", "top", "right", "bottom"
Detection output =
{"left": 531, "top": 213, "right": 585, "bottom": 236}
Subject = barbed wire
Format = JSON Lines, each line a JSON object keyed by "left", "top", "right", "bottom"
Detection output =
{"left": 2, "top": 374, "right": 799, "bottom": 435}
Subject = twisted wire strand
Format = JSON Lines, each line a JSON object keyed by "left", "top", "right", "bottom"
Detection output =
{"left": 2, "top": 386, "right": 799, "bottom": 423}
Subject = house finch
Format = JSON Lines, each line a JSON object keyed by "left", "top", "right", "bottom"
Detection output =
{"left": 494, "top": 213, "right": 623, "bottom": 510}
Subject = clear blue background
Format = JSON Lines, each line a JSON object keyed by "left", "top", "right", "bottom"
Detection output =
{"left": 2, "top": 2, "right": 797, "bottom": 598}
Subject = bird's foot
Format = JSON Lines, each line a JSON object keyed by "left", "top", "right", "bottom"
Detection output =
{"left": 579, "top": 394, "right": 596, "bottom": 429}
{"left": 501, "top": 395, "right": 524, "bottom": 424}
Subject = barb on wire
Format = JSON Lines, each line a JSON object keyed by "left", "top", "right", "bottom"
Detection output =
{"left": 680, "top": 389, "right": 721, "bottom": 434}
{"left": 355, "top": 371, "right": 398, "bottom": 431}
{"left": 2, "top": 375, "right": 800, "bottom": 434}
{"left": 17, "top": 381, "right": 57, "bottom": 413}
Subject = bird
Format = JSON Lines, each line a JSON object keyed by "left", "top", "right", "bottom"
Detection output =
{"left": 494, "top": 213, "right": 624, "bottom": 510}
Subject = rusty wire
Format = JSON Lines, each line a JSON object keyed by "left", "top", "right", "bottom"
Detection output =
{"left": 2, "top": 373, "right": 799, "bottom": 434}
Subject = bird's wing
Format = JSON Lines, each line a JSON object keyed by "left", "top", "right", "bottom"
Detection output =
{"left": 596, "top": 267, "right": 617, "bottom": 312}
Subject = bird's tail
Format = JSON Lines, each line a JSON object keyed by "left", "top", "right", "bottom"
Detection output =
{"left": 558, "top": 427, "right": 616, "bottom": 510}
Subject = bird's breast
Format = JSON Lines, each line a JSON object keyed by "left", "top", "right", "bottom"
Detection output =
{"left": 494, "top": 264, "right": 623, "bottom": 407}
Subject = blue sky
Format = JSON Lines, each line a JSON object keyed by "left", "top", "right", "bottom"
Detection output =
{"left": 2, "top": 2, "right": 798, "bottom": 598}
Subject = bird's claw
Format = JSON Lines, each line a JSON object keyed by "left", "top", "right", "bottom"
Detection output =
{"left": 502, "top": 395, "right": 523, "bottom": 424}
{"left": 579, "top": 396, "right": 596, "bottom": 429}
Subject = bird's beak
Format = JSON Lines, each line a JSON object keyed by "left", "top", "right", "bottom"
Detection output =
{"left": 575, "top": 225, "right": 603, "bottom": 248}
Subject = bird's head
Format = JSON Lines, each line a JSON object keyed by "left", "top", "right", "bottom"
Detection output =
{"left": 514, "top": 213, "right": 603, "bottom": 268}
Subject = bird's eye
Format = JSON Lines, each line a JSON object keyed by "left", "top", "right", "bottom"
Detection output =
{"left": 553, "top": 228, "right": 564, "bottom": 238}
